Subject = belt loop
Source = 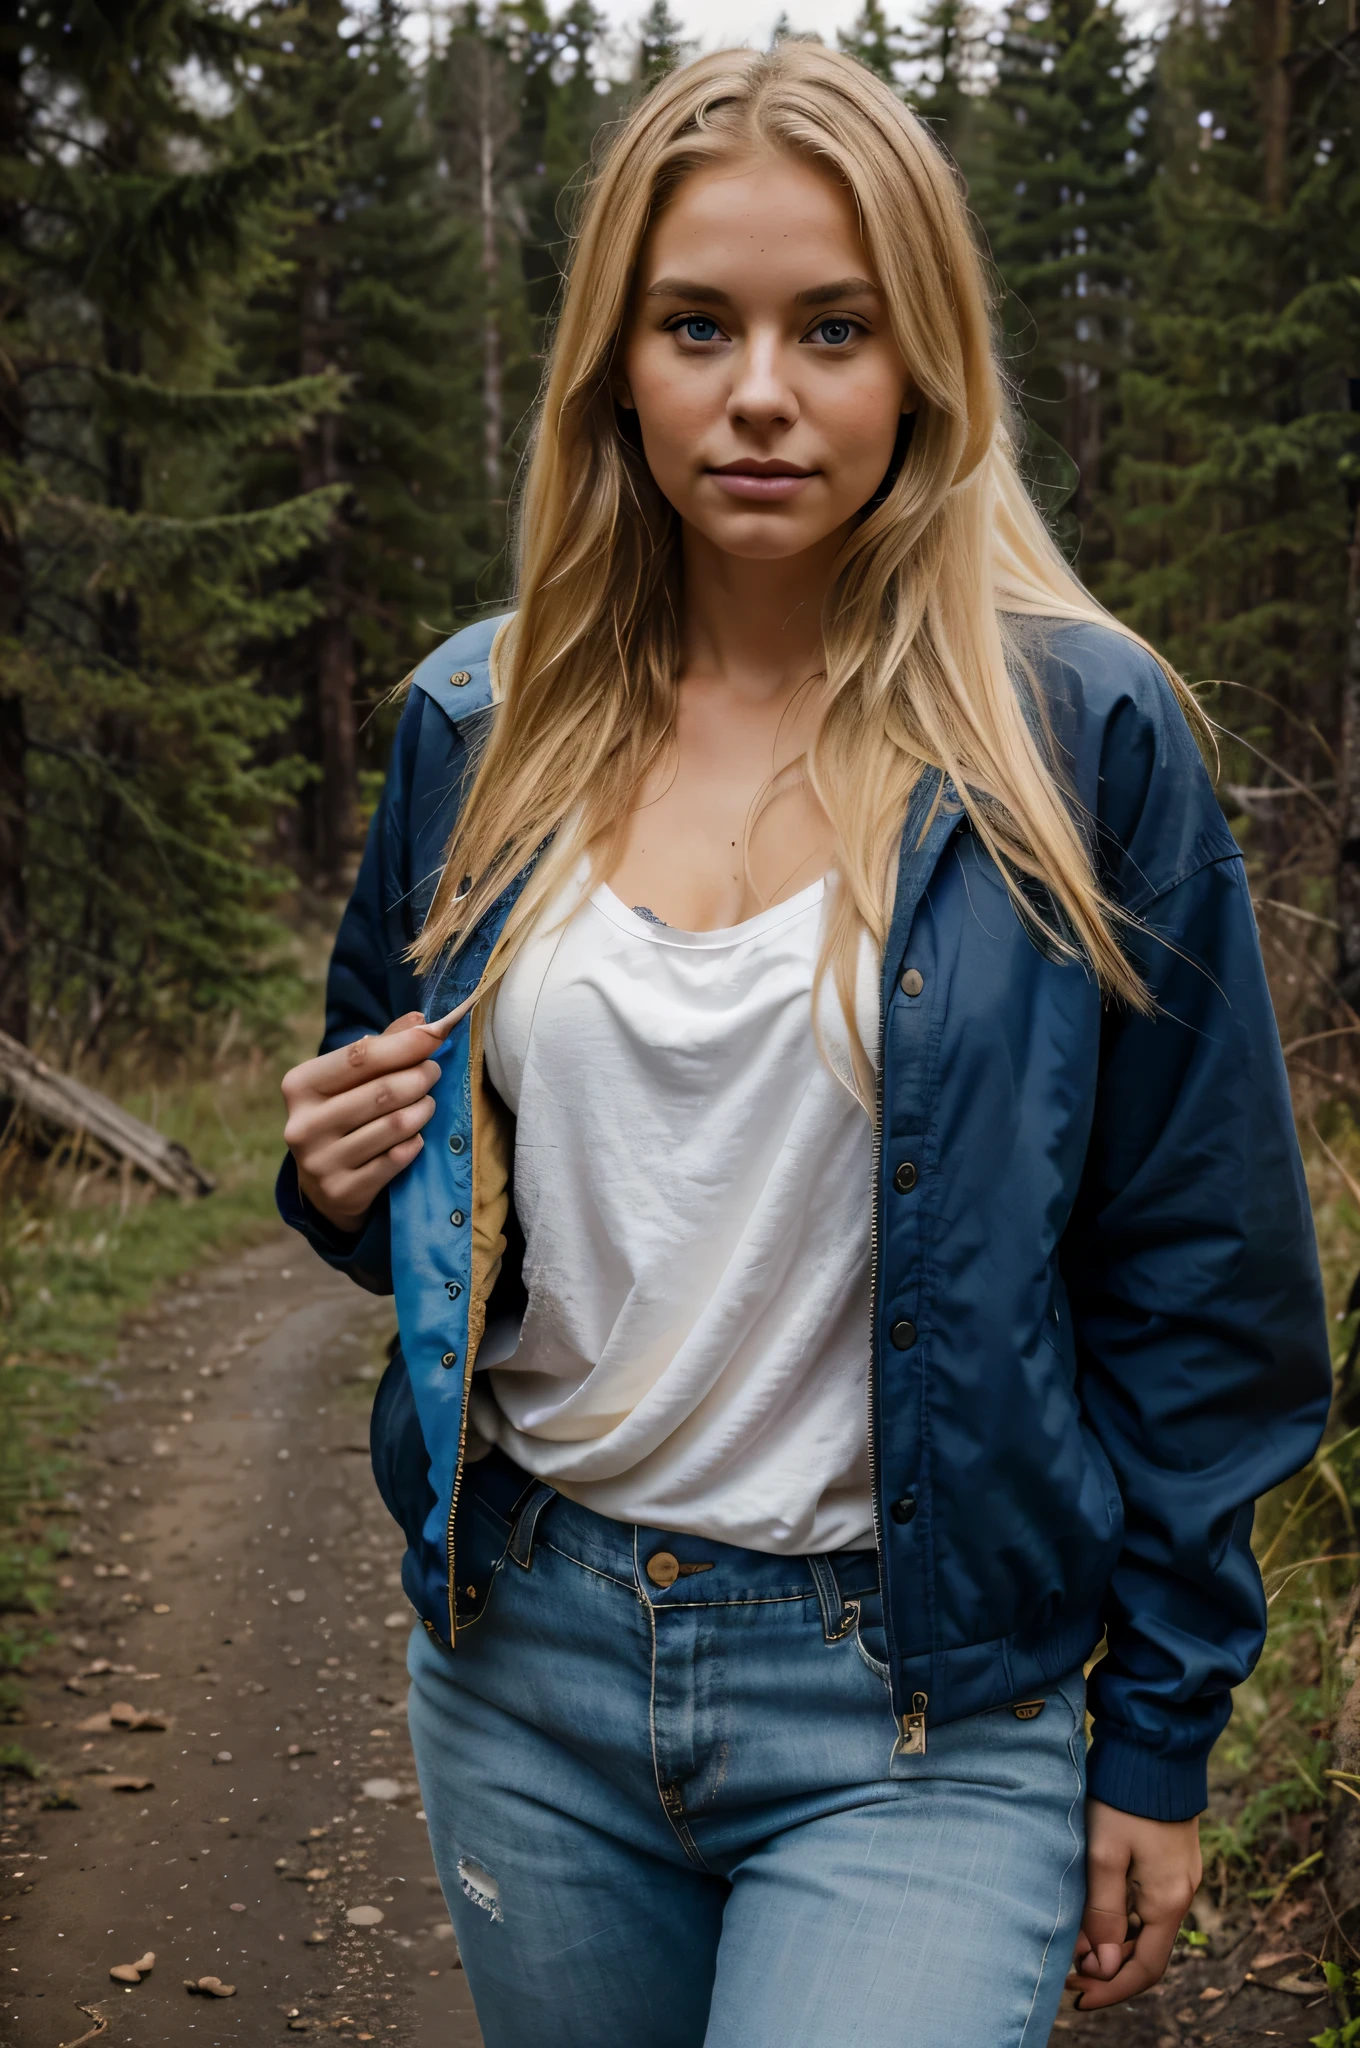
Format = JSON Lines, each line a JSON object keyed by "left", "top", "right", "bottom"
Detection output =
{"left": 507, "top": 1482, "right": 556, "bottom": 1569}
{"left": 807, "top": 1554, "right": 858, "bottom": 1643}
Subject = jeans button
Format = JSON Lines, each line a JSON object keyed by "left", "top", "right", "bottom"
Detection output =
{"left": 646, "top": 1551, "right": 680, "bottom": 1588}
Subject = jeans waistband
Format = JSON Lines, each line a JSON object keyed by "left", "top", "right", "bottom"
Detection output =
{"left": 463, "top": 1445, "right": 880, "bottom": 1640}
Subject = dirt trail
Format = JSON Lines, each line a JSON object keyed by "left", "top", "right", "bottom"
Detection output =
{"left": 0, "top": 1228, "right": 1331, "bottom": 2048}
{"left": 0, "top": 1231, "right": 482, "bottom": 2048}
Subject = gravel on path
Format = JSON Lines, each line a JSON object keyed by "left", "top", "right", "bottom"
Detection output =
{"left": 0, "top": 1232, "right": 482, "bottom": 2048}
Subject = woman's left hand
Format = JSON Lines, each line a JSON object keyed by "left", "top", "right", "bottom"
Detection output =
{"left": 1067, "top": 1799, "right": 1202, "bottom": 2010}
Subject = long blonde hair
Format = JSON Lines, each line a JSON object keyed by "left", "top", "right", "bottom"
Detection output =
{"left": 413, "top": 42, "right": 1195, "bottom": 1076}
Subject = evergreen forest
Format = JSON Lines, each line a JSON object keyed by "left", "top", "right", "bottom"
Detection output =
{"left": 0, "top": 0, "right": 1353, "bottom": 1064}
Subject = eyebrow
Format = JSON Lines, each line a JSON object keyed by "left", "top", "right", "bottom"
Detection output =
{"left": 644, "top": 275, "right": 881, "bottom": 306}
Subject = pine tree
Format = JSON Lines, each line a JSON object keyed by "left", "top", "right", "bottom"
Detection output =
{"left": 838, "top": 0, "right": 907, "bottom": 87}
{"left": 968, "top": 0, "right": 1151, "bottom": 552}
{"left": 900, "top": 0, "right": 978, "bottom": 163}
{"left": 2, "top": 0, "right": 340, "bottom": 1055}
{"left": 237, "top": 0, "right": 475, "bottom": 888}
{"left": 1094, "top": 0, "right": 1360, "bottom": 975}
{"left": 638, "top": 0, "right": 688, "bottom": 87}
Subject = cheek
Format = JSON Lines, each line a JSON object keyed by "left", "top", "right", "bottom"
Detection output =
{"left": 632, "top": 379, "right": 713, "bottom": 480}
{"left": 822, "top": 371, "right": 906, "bottom": 477}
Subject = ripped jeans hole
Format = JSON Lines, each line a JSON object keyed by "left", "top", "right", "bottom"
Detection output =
{"left": 458, "top": 1854, "right": 504, "bottom": 1923}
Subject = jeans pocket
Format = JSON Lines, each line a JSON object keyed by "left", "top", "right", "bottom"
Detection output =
{"left": 853, "top": 1588, "right": 892, "bottom": 1684}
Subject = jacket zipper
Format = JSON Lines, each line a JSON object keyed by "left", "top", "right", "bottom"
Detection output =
{"left": 443, "top": 1002, "right": 488, "bottom": 1647}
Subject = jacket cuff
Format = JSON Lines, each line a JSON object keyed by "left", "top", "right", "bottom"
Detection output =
{"left": 275, "top": 1153, "right": 393, "bottom": 1295}
{"left": 1085, "top": 1724, "right": 1209, "bottom": 1822}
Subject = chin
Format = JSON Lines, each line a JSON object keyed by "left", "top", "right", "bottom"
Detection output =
{"left": 694, "top": 515, "right": 840, "bottom": 562}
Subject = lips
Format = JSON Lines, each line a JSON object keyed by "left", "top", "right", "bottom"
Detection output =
{"left": 709, "top": 459, "right": 815, "bottom": 477}
{"left": 706, "top": 458, "right": 817, "bottom": 500}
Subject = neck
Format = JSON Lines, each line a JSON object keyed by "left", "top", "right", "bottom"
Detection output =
{"left": 678, "top": 523, "right": 845, "bottom": 703}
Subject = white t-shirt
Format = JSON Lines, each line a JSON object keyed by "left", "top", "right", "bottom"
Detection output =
{"left": 470, "top": 868, "right": 878, "bottom": 1553}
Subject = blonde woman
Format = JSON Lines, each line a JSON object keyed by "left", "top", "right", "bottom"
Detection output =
{"left": 278, "top": 44, "right": 1329, "bottom": 2048}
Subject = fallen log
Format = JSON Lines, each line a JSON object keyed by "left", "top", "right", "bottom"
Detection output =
{"left": 0, "top": 1027, "right": 214, "bottom": 1199}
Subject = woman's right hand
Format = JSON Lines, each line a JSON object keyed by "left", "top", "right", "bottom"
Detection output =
{"left": 281, "top": 1007, "right": 463, "bottom": 1234}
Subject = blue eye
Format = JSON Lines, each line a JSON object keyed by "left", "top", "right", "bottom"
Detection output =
{"left": 681, "top": 316, "right": 720, "bottom": 342}
{"left": 813, "top": 317, "right": 856, "bottom": 346}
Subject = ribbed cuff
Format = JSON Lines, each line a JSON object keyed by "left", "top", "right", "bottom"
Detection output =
{"left": 1085, "top": 1726, "right": 1209, "bottom": 1822}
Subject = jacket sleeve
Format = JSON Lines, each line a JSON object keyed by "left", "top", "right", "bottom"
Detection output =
{"left": 274, "top": 690, "right": 433, "bottom": 1298}
{"left": 1067, "top": 850, "right": 1332, "bottom": 1821}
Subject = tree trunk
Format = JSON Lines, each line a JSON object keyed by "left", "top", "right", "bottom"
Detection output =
{"left": 479, "top": 44, "right": 504, "bottom": 521}
{"left": 300, "top": 262, "right": 356, "bottom": 889}
{"left": 1337, "top": 378, "right": 1360, "bottom": 1001}
{"left": 1259, "top": 0, "right": 1292, "bottom": 216}
{"left": 0, "top": 0, "right": 27, "bottom": 1043}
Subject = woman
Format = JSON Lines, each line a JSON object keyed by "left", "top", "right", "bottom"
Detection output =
{"left": 278, "top": 43, "right": 1330, "bottom": 2048}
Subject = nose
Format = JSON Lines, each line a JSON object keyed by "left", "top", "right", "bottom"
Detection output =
{"left": 726, "top": 327, "right": 799, "bottom": 432}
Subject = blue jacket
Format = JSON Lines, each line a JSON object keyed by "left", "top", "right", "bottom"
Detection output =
{"left": 279, "top": 610, "right": 1332, "bottom": 1824}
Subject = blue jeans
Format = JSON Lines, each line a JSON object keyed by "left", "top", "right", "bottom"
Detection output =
{"left": 406, "top": 1460, "right": 1087, "bottom": 2048}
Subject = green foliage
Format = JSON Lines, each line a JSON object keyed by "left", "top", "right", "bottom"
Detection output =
{"left": 839, "top": 0, "right": 909, "bottom": 87}
{"left": 1092, "top": 0, "right": 1359, "bottom": 750}
{"left": 3, "top": 0, "right": 344, "bottom": 1057}
{"left": 965, "top": 0, "right": 1152, "bottom": 551}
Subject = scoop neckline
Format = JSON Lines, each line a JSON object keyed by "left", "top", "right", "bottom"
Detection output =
{"left": 591, "top": 876, "right": 826, "bottom": 948}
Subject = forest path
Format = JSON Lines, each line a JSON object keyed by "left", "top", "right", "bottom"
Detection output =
{"left": 0, "top": 1227, "right": 1326, "bottom": 2048}
{"left": 0, "top": 1231, "right": 481, "bottom": 2048}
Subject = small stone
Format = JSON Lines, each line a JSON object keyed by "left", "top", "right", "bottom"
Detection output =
{"left": 229, "top": 1901, "right": 246, "bottom": 1912}
{"left": 382, "top": 1611, "right": 406, "bottom": 1630}
{"left": 286, "top": 1588, "right": 306, "bottom": 1604}
{"left": 214, "top": 1750, "right": 233, "bottom": 1764}
{"left": 278, "top": 1448, "right": 291, "bottom": 1461}
{"left": 152, "top": 1603, "right": 171, "bottom": 1615}
{"left": 345, "top": 1904, "right": 384, "bottom": 1927}
{"left": 361, "top": 1778, "right": 402, "bottom": 1803}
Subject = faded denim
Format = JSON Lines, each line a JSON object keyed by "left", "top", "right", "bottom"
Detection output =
{"left": 406, "top": 1467, "right": 1087, "bottom": 2048}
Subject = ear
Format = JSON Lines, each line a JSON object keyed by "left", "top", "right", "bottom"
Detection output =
{"left": 613, "top": 376, "right": 637, "bottom": 411}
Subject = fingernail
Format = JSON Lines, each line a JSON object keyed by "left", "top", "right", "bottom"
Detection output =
{"left": 423, "top": 995, "right": 474, "bottom": 1038}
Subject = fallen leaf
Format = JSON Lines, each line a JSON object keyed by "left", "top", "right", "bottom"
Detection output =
{"left": 304, "top": 1867, "right": 330, "bottom": 1883}
{"left": 65, "top": 1677, "right": 91, "bottom": 1695}
{"left": 1199, "top": 1985, "right": 1225, "bottom": 2000}
{"left": 1252, "top": 1950, "right": 1307, "bottom": 1971}
{"left": 107, "top": 1776, "right": 154, "bottom": 1793}
{"left": 108, "top": 1702, "right": 168, "bottom": 1732}
{"left": 108, "top": 1950, "right": 154, "bottom": 1985}
{"left": 39, "top": 1783, "right": 80, "bottom": 1810}
{"left": 1268, "top": 1973, "right": 1325, "bottom": 1998}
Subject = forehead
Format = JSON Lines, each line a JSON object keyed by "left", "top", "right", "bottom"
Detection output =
{"left": 637, "top": 154, "right": 871, "bottom": 288}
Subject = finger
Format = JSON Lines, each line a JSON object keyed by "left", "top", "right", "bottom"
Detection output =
{"left": 381, "top": 1011, "right": 429, "bottom": 1036}
{"left": 284, "top": 1061, "right": 439, "bottom": 1155}
{"left": 287, "top": 1019, "right": 452, "bottom": 1103}
{"left": 1071, "top": 1908, "right": 1181, "bottom": 2012}
{"left": 298, "top": 1131, "right": 427, "bottom": 1230}
{"left": 322, "top": 1093, "right": 438, "bottom": 1173}
{"left": 1079, "top": 1890, "right": 1131, "bottom": 1983}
